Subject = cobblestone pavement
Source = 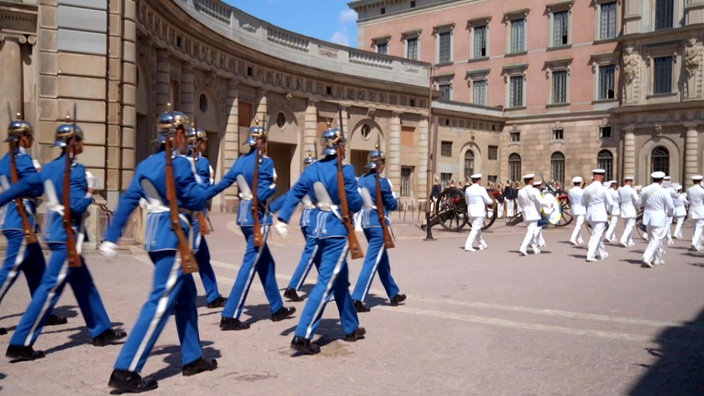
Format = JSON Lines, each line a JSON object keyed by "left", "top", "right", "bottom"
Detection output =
{"left": 1, "top": 212, "right": 703, "bottom": 395}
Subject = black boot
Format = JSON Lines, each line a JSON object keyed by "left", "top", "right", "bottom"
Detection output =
{"left": 290, "top": 336, "right": 320, "bottom": 355}
{"left": 108, "top": 369, "right": 158, "bottom": 393}
{"left": 92, "top": 328, "right": 128, "bottom": 346}
{"left": 206, "top": 295, "right": 227, "bottom": 309}
{"left": 283, "top": 288, "right": 304, "bottom": 302}
{"left": 44, "top": 314, "right": 68, "bottom": 326}
{"left": 220, "top": 317, "right": 250, "bottom": 331}
{"left": 343, "top": 327, "right": 367, "bottom": 342}
{"left": 353, "top": 300, "right": 370, "bottom": 313}
{"left": 6, "top": 345, "right": 45, "bottom": 361}
{"left": 271, "top": 306, "right": 296, "bottom": 322}
{"left": 390, "top": 293, "right": 407, "bottom": 306}
{"left": 182, "top": 357, "right": 218, "bottom": 376}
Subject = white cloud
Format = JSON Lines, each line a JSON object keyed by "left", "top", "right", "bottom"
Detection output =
{"left": 339, "top": 9, "right": 357, "bottom": 24}
{"left": 331, "top": 30, "right": 349, "bottom": 46}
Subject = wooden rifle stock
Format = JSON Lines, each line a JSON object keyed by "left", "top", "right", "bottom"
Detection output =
{"left": 336, "top": 111, "right": 364, "bottom": 259}
{"left": 375, "top": 167, "right": 395, "bottom": 249}
{"left": 251, "top": 144, "right": 264, "bottom": 247}
{"left": 8, "top": 141, "right": 38, "bottom": 245}
{"left": 164, "top": 137, "right": 198, "bottom": 274}
{"left": 63, "top": 143, "right": 81, "bottom": 267}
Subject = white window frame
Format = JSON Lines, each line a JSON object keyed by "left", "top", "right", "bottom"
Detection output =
{"left": 643, "top": 45, "right": 679, "bottom": 97}
{"left": 595, "top": 0, "right": 618, "bottom": 40}
{"left": 402, "top": 30, "right": 422, "bottom": 61}
{"left": 503, "top": 63, "right": 528, "bottom": 108}
{"left": 435, "top": 73, "right": 455, "bottom": 101}
{"left": 545, "top": 57, "right": 572, "bottom": 105}
{"left": 504, "top": 9, "right": 529, "bottom": 54}
{"left": 652, "top": 55, "right": 674, "bottom": 94}
{"left": 433, "top": 24, "right": 455, "bottom": 64}
{"left": 466, "top": 68, "right": 490, "bottom": 106}
{"left": 590, "top": 52, "right": 619, "bottom": 101}
{"left": 547, "top": 1, "right": 574, "bottom": 48}
{"left": 467, "top": 17, "right": 491, "bottom": 60}
{"left": 654, "top": 0, "right": 677, "bottom": 30}
{"left": 372, "top": 35, "right": 391, "bottom": 55}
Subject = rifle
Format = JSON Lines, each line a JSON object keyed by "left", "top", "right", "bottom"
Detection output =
{"left": 251, "top": 123, "right": 264, "bottom": 247}
{"left": 191, "top": 133, "right": 210, "bottom": 236}
{"left": 164, "top": 125, "right": 198, "bottom": 274}
{"left": 6, "top": 109, "right": 38, "bottom": 245}
{"left": 64, "top": 108, "right": 81, "bottom": 267}
{"left": 374, "top": 138, "right": 394, "bottom": 249}
{"left": 337, "top": 111, "right": 364, "bottom": 259}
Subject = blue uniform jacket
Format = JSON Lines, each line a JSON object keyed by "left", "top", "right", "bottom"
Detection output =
{"left": 220, "top": 148, "right": 276, "bottom": 226}
{"left": 103, "top": 148, "right": 233, "bottom": 251}
{"left": 194, "top": 155, "right": 212, "bottom": 185}
{"left": 278, "top": 156, "right": 363, "bottom": 238}
{"left": 357, "top": 171, "right": 398, "bottom": 229}
{"left": 41, "top": 153, "right": 93, "bottom": 244}
{"left": 0, "top": 149, "right": 43, "bottom": 231}
{"left": 270, "top": 191, "right": 313, "bottom": 228}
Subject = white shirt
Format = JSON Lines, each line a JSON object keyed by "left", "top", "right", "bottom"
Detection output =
{"left": 618, "top": 184, "right": 640, "bottom": 218}
{"left": 517, "top": 185, "right": 545, "bottom": 221}
{"left": 582, "top": 180, "right": 613, "bottom": 222}
{"left": 674, "top": 193, "right": 688, "bottom": 217}
{"left": 464, "top": 183, "right": 493, "bottom": 218}
{"left": 641, "top": 183, "right": 674, "bottom": 227}
{"left": 608, "top": 188, "right": 620, "bottom": 215}
{"left": 567, "top": 186, "right": 585, "bottom": 216}
{"left": 686, "top": 183, "right": 704, "bottom": 220}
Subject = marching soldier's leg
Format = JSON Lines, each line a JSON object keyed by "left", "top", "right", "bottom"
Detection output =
{"left": 196, "top": 237, "right": 225, "bottom": 308}
{"left": 220, "top": 227, "right": 259, "bottom": 329}
{"left": 351, "top": 228, "right": 382, "bottom": 311}
{"left": 0, "top": 230, "right": 26, "bottom": 302}
{"left": 255, "top": 235, "right": 295, "bottom": 321}
{"left": 332, "top": 260, "right": 362, "bottom": 339}
{"left": 285, "top": 228, "right": 318, "bottom": 301}
{"left": 376, "top": 246, "right": 402, "bottom": 305}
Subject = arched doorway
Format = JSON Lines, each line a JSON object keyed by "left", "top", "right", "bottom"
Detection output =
{"left": 508, "top": 153, "right": 521, "bottom": 182}
{"left": 651, "top": 146, "right": 669, "bottom": 175}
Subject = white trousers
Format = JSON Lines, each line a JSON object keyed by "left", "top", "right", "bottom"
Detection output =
{"left": 673, "top": 216, "right": 685, "bottom": 239}
{"left": 520, "top": 221, "right": 540, "bottom": 253}
{"left": 605, "top": 215, "right": 619, "bottom": 240}
{"left": 464, "top": 216, "right": 486, "bottom": 250}
{"left": 620, "top": 217, "right": 636, "bottom": 246}
{"left": 570, "top": 214, "right": 585, "bottom": 244}
{"left": 586, "top": 221, "right": 607, "bottom": 260}
{"left": 692, "top": 219, "right": 704, "bottom": 249}
{"left": 643, "top": 225, "right": 667, "bottom": 263}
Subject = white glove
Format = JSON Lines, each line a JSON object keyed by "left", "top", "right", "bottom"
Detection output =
{"left": 98, "top": 241, "right": 118, "bottom": 259}
{"left": 85, "top": 171, "right": 96, "bottom": 189}
{"left": 274, "top": 221, "right": 288, "bottom": 238}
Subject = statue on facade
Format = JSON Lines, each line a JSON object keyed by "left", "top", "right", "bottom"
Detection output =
{"left": 685, "top": 38, "right": 702, "bottom": 77}
{"left": 623, "top": 47, "right": 640, "bottom": 84}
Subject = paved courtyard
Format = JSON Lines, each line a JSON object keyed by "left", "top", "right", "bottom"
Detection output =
{"left": 1, "top": 211, "right": 703, "bottom": 395}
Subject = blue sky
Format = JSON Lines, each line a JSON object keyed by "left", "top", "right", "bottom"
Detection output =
{"left": 223, "top": 1, "right": 358, "bottom": 47}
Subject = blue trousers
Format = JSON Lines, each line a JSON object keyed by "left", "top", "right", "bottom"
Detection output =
{"left": 222, "top": 226, "right": 283, "bottom": 319}
{"left": 195, "top": 237, "right": 221, "bottom": 303}
{"left": 295, "top": 237, "right": 358, "bottom": 340}
{"left": 352, "top": 227, "right": 400, "bottom": 303}
{"left": 287, "top": 226, "right": 318, "bottom": 290}
{"left": 0, "top": 229, "right": 45, "bottom": 303}
{"left": 114, "top": 250, "right": 203, "bottom": 373}
{"left": 9, "top": 243, "right": 111, "bottom": 347}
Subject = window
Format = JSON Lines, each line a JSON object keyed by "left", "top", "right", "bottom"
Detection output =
{"left": 509, "top": 131, "right": 521, "bottom": 143}
{"left": 376, "top": 42, "right": 388, "bottom": 54}
{"left": 597, "top": 150, "right": 614, "bottom": 181}
{"left": 488, "top": 145, "right": 498, "bottom": 160}
{"left": 473, "top": 80, "right": 487, "bottom": 106}
{"left": 473, "top": 25, "right": 488, "bottom": 58}
{"left": 651, "top": 147, "right": 669, "bottom": 175}
{"left": 599, "top": 126, "right": 613, "bottom": 139}
{"left": 439, "top": 83, "right": 452, "bottom": 101}
{"left": 551, "top": 152, "right": 565, "bottom": 187}
{"left": 655, "top": 0, "right": 674, "bottom": 30}
{"left": 464, "top": 150, "right": 475, "bottom": 178}
{"left": 276, "top": 112, "right": 286, "bottom": 128}
{"left": 509, "top": 75, "right": 525, "bottom": 108}
{"left": 653, "top": 56, "right": 673, "bottom": 94}
{"left": 597, "top": 64, "right": 615, "bottom": 100}
{"left": 509, "top": 18, "right": 526, "bottom": 53}
{"left": 552, "top": 70, "right": 568, "bottom": 104}
{"left": 441, "top": 141, "right": 452, "bottom": 157}
{"left": 438, "top": 30, "right": 453, "bottom": 63}
{"left": 406, "top": 37, "right": 419, "bottom": 60}
{"left": 552, "top": 128, "right": 564, "bottom": 141}
{"left": 508, "top": 153, "right": 522, "bottom": 182}
{"left": 551, "top": 11, "right": 569, "bottom": 47}
{"left": 400, "top": 167, "right": 412, "bottom": 196}
{"left": 598, "top": 2, "right": 617, "bottom": 40}
{"left": 199, "top": 93, "right": 208, "bottom": 112}
{"left": 440, "top": 172, "right": 453, "bottom": 189}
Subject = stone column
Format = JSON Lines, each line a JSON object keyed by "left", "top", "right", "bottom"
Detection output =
{"left": 180, "top": 62, "right": 195, "bottom": 118}
{"left": 255, "top": 89, "right": 268, "bottom": 126}
{"left": 388, "top": 112, "right": 402, "bottom": 188}
{"left": 623, "top": 124, "right": 636, "bottom": 182}
{"left": 684, "top": 122, "right": 700, "bottom": 182}
{"left": 417, "top": 116, "right": 430, "bottom": 199}
{"left": 303, "top": 99, "right": 318, "bottom": 156}
{"left": 219, "top": 79, "right": 240, "bottom": 212}
{"left": 155, "top": 48, "right": 170, "bottom": 110}
{"left": 0, "top": 36, "right": 23, "bottom": 139}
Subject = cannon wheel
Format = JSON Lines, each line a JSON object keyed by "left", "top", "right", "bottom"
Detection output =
{"left": 435, "top": 187, "right": 468, "bottom": 232}
{"left": 553, "top": 195, "right": 574, "bottom": 227}
{"left": 468, "top": 197, "right": 499, "bottom": 231}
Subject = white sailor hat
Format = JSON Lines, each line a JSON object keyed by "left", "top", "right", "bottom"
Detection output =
{"left": 572, "top": 176, "right": 583, "bottom": 183}
{"left": 651, "top": 171, "right": 666, "bottom": 179}
{"left": 522, "top": 173, "right": 535, "bottom": 180}
{"left": 672, "top": 183, "right": 682, "bottom": 190}
{"left": 604, "top": 180, "right": 613, "bottom": 187}
{"left": 592, "top": 168, "right": 606, "bottom": 174}
{"left": 624, "top": 176, "right": 634, "bottom": 181}
{"left": 470, "top": 173, "right": 482, "bottom": 179}
{"left": 532, "top": 180, "right": 543, "bottom": 187}
{"left": 664, "top": 175, "right": 671, "bottom": 180}
{"left": 693, "top": 174, "right": 704, "bottom": 181}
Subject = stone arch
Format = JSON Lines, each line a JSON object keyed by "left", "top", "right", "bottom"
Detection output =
{"left": 637, "top": 136, "right": 682, "bottom": 183}
{"left": 265, "top": 105, "right": 301, "bottom": 193}
{"left": 350, "top": 118, "right": 384, "bottom": 151}
{"left": 459, "top": 142, "right": 482, "bottom": 183}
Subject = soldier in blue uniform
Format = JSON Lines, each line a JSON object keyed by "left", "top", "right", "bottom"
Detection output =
{"left": 219, "top": 125, "right": 295, "bottom": 331}
{"left": 99, "top": 111, "right": 233, "bottom": 392}
{"left": 351, "top": 149, "right": 405, "bottom": 312}
{"left": 188, "top": 127, "right": 226, "bottom": 309}
{"left": 275, "top": 126, "right": 365, "bottom": 355}
{"left": 0, "top": 114, "right": 66, "bottom": 336}
{"left": 270, "top": 151, "right": 319, "bottom": 302}
{"left": 2, "top": 117, "right": 125, "bottom": 361}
